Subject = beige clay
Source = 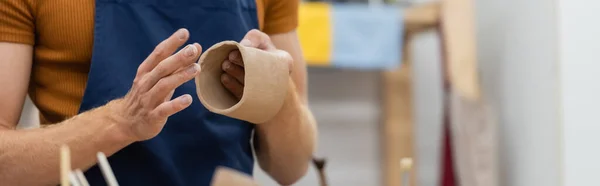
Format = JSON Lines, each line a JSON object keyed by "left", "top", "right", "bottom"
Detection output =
{"left": 210, "top": 167, "right": 260, "bottom": 186}
{"left": 195, "top": 41, "right": 289, "bottom": 124}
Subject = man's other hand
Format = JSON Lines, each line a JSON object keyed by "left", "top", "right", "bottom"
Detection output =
{"left": 220, "top": 29, "right": 294, "bottom": 99}
{"left": 109, "top": 28, "right": 202, "bottom": 141}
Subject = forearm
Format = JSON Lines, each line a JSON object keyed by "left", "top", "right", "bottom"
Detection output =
{"left": 254, "top": 79, "right": 317, "bottom": 185}
{"left": 0, "top": 100, "right": 133, "bottom": 185}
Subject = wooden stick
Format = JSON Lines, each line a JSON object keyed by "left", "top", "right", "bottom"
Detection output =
{"left": 379, "top": 3, "right": 442, "bottom": 186}
{"left": 69, "top": 171, "right": 82, "bottom": 186}
{"left": 404, "top": 2, "right": 441, "bottom": 34}
{"left": 60, "top": 145, "right": 70, "bottom": 186}
{"left": 74, "top": 169, "right": 90, "bottom": 186}
{"left": 97, "top": 152, "right": 119, "bottom": 186}
{"left": 312, "top": 157, "right": 328, "bottom": 186}
{"left": 381, "top": 33, "right": 416, "bottom": 186}
{"left": 210, "top": 166, "right": 259, "bottom": 186}
{"left": 440, "top": 0, "right": 481, "bottom": 101}
{"left": 400, "top": 158, "right": 413, "bottom": 186}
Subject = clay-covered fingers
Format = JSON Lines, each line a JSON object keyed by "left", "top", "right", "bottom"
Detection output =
{"left": 227, "top": 50, "right": 244, "bottom": 66}
{"left": 142, "top": 43, "right": 201, "bottom": 90}
{"left": 137, "top": 29, "right": 190, "bottom": 77}
{"left": 221, "top": 74, "right": 243, "bottom": 99}
{"left": 148, "top": 63, "right": 200, "bottom": 106}
{"left": 151, "top": 94, "right": 193, "bottom": 120}
{"left": 222, "top": 52, "right": 245, "bottom": 100}
{"left": 222, "top": 60, "right": 245, "bottom": 83}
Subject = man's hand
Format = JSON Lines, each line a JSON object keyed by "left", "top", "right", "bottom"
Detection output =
{"left": 0, "top": 28, "right": 204, "bottom": 185}
{"left": 109, "top": 28, "right": 202, "bottom": 141}
{"left": 220, "top": 29, "right": 293, "bottom": 99}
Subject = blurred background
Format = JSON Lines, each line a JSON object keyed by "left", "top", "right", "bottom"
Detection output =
{"left": 17, "top": 0, "right": 599, "bottom": 185}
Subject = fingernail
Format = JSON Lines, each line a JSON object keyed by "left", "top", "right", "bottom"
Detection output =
{"left": 240, "top": 39, "right": 252, "bottom": 47}
{"left": 228, "top": 51, "right": 239, "bottom": 61}
{"left": 223, "top": 61, "right": 230, "bottom": 70}
{"left": 178, "top": 29, "right": 187, "bottom": 40}
{"left": 180, "top": 94, "right": 192, "bottom": 104}
{"left": 187, "top": 64, "right": 199, "bottom": 74}
{"left": 184, "top": 45, "right": 196, "bottom": 57}
{"left": 221, "top": 74, "right": 230, "bottom": 83}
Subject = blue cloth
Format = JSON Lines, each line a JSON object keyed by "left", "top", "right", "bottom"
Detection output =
{"left": 331, "top": 4, "right": 403, "bottom": 69}
{"left": 79, "top": 0, "right": 258, "bottom": 185}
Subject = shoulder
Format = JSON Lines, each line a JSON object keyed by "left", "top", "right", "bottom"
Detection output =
{"left": 258, "top": 0, "right": 299, "bottom": 35}
{"left": 0, "top": 0, "right": 36, "bottom": 45}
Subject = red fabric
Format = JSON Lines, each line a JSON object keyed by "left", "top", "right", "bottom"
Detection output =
{"left": 441, "top": 122, "right": 456, "bottom": 186}
{"left": 438, "top": 21, "right": 456, "bottom": 186}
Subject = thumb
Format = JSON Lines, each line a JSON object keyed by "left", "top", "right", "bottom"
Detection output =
{"left": 240, "top": 29, "right": 275, "bottom": 51}
{"left": 272, "top": 49, "right": 294, "bottom": 74}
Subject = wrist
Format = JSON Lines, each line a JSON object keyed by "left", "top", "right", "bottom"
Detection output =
{"left": 101, "top": 99, "right": 138, "bottom": 143}
{"left": 280, "top": 79, "right": 305, "bottom": 114}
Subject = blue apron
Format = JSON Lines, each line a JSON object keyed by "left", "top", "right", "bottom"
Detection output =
{"left": 78, "top": 0, "right": 258, "bottom": 185}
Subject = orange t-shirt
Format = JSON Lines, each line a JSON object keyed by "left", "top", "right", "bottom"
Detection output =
{"left": 0, "top": 0, "right": 299, "bottom": 124}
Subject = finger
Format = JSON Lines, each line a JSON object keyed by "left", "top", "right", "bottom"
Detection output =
{"left": 151, "top": 94, "right": 193, "bottom": 119}
{"left": 148, "top": 63, "right": 200, "bottom": 104}
{"left": 164, "top": 90, "right": 175, "bottom": 102}
{"left": 137, "top": 28, "right": 190, "bottom": 77}
{"left": 227, "top": 50, "right": 244, "bottom": 66}
{"left": 222, "top": 60, "right": 245, "bottom": 84}
{"left": 143, "top": 43, "right": 201, "bottom": 91}
{"left": 240, "top": 29, "right": 275, "bottom": 50}
{"left": 221, "top": 74, "right": 243, "bottom": 99}
{"left": 272, "top": 50, "right": 294, "bottom": 74}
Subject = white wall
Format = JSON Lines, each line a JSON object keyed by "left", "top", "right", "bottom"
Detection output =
{"left": 412, "top": 30, "right": 444, "bottom": 186}
{"left": 411, "top": 0, "right": 563, "bottom": 185}
{"left": 475, "top": 0, "right": 562, "bottom": 185}
{"left": 558, "top": 0, "right": 600, "bottom": 185}
{"left": 17, "top": 97, "right": 39, "bottom": 129}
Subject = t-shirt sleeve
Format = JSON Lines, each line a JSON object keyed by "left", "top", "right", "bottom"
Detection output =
{"left": 262, "top": 0, "right": 299, "bottom": 35}
{"left": 0, "top": 0, "right": 35, "bottom": 45}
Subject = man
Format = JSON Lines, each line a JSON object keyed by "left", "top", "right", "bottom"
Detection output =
{"left": 0, "top": 0, "right": 317, "bottom": 185}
